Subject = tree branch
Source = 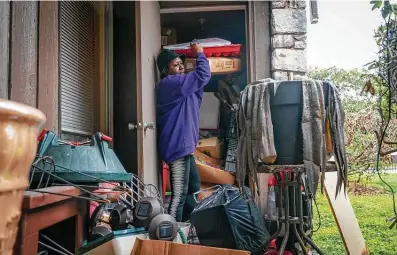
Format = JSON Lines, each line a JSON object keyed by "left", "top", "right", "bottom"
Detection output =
{"left": 383, "top": 139, "right": 397, "bottom": 145}
{"left": 381, "top": 148, "right": 397, "bottom": 156}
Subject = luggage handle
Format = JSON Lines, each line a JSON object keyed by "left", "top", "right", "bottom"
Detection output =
{"left": 193, "top": 185, "right": 221, "bottom": 202}
{"left": 59, "top": 132, "right": 113, "bottom": 146}
{"left": 37, "top": 128, "right": 48, "bottom": 142}
{"left": 59, "top": 140, "right": 91, "bottom": 146}
{"left": 101, "top": 135, "right": 112, "bottom": 142}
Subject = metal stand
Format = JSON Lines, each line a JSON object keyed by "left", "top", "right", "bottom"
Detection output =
{"left": 29, "top": 156, "right": 163, "bottom": 210}
{"left": 261, "top": 165, "right": 324, "bottom": 255}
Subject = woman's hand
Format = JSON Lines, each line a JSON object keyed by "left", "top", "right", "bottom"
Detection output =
{"left": 190, "top": 42, "right": 203, "bottom": 56}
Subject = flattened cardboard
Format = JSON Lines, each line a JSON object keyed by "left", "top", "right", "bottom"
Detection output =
{"left": 324, "top": 172, "right": 368, "bottom": 255}
{"left": 131, "top": 239, "right": 250, "bottom": 255}
{"left": 197, "top": 137, "right": 223, "bottom": 159}
{"left": 195, "top": 159, "right": 235, "bottom": 185}
{"left": 194, "top": 149, "right": 224, "bottom": 167}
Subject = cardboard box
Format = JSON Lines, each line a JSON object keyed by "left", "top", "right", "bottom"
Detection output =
{"left": 131, "top": 239, "right": 250, "bottom": 255}
{"left": 195, "top": 159, "right": 235, "bottom": 185}
{"left": 185, "top": 57, "right": 241, "bottom": 75}
{"left": 197, "top": 137, "right": 223, "bottom": 159}
{"left": 161, "top": 28, "right": 177, "bottom": 46}
{"left": 77, "top": 230, "right": 149, "bottom": 255}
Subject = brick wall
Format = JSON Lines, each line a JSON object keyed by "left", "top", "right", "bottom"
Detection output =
{"left": 271, "top": 0, "right": 308, "bottom": 80}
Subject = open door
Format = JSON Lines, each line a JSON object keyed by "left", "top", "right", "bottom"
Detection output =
{"left": 113, "top": 1, "right": 138, "bottom": 175}
{"left": 135, "top": 2, "right": 161, "bottom": 187}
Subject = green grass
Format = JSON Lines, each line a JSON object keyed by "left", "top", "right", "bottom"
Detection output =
{"left": 312, "top": 175, "right": 397, "bottom": 255}
{"left": 366, "top": 174, "right": 397, "bottom": 192}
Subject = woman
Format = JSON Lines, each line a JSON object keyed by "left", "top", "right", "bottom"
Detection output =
{"left": 156, "top": 43, "right": 211, "bottom": 222}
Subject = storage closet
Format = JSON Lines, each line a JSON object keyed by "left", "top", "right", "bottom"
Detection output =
{"left": 161, "top": 9, "right": 248, "bottom": 179}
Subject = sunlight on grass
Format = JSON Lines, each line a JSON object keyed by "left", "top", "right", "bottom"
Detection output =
{"left": 367, "top": 174, "right": 397, "bottom": 191}
{"left": 312, "top": 175, "right": 397, "bottom": 255}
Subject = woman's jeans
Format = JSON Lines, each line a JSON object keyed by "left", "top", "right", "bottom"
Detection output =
{"left": 168, "top": 154, "right": 200, "bottom": 222}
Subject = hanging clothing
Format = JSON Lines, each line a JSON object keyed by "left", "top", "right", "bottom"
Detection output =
{"left": 324, "top": 81, "right": 348, "bottom": 197}
{"left": 301, "top": 80, "right": 326, "bottom": 196}
{"left": 236, "top": 79, "right": 347, "bottom": 198}
{"left": 236, "top": 79, "right": 277, "bottom": 198}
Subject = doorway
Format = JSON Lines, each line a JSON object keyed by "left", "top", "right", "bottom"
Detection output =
{"left": 111, "top": 2, "right": 161, "bottom": 187}
{"left": 113, "top": 1, "right": 138, "bottom": 175}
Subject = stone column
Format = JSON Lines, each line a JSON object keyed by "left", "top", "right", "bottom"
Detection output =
{"left": 271, "top": 0, "right": 307, "bottom": 80}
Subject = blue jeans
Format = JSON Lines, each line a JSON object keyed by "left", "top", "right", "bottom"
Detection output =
{"left": 168, "top": 155, "right": 201, "bottom": 222}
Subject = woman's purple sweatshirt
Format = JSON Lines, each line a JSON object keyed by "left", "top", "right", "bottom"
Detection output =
{"left": 156, "top": 52, "right": 211, "bottom": 164}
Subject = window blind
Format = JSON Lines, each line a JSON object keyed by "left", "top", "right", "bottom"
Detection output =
{"left": 59, "top": 1, "right": 100, "bottom": 135}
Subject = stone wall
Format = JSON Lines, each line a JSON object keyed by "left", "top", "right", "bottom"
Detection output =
{"left": 271, "top": 1, "right": 307, "bottom": 80}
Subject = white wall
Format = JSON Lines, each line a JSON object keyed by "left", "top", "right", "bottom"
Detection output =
{"left": 136, "top": 1, "right": 161, "bottom": 188}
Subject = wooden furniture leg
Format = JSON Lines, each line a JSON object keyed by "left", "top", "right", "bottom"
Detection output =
{"left": 14, "top": 186, "right": 86, "bottom": 255}
{"left": 15, "top": 214, "right": 39, "bottom": 255}
{"left": 75, "top": 201, "right": 87, "bottom": 249}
